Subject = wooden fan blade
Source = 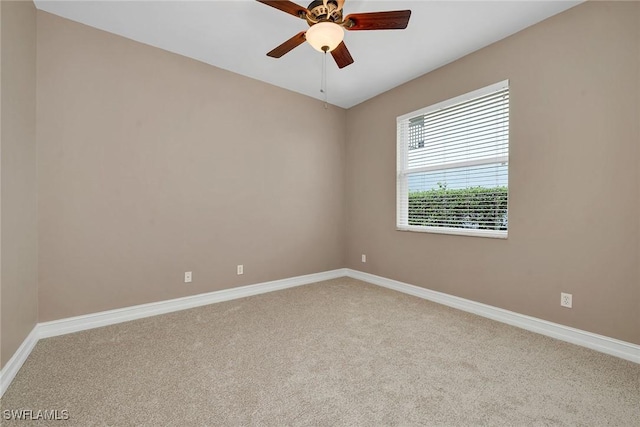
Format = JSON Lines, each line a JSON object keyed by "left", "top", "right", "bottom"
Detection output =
{"left": 267, "top": 32, "right": 307, "bottom": 58}
{"left": 344, "top": 10, "right": 411, "bottom": 31}
{"left": 331, "top": 41, "right": 354, "bottom": 69}
{"left": 256, "top": 0, "right": 307, "bottom": 19}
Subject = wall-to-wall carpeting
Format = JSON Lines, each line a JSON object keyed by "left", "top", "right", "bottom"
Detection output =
{"left": 3, "top": 278, "right": 638, "bottom": 425}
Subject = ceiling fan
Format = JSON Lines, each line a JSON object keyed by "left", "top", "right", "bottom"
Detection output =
{"left": 257, "top": 0, "right": 411, "bottom": 69}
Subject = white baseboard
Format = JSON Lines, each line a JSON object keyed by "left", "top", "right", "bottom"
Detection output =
{"left": 0, "top": 268, "right": 346, "bottom": 397}
{"left": 38, "top": 269, "right": 348, "bottom": 339}
{"left": 0, "top": 326, "right": 39, "bottom": 397}
{"left": 2, "top": 267, "right": 638, "bottom": 398}
{"left": 345, "top": 269, "right": 640, "bottom": 364}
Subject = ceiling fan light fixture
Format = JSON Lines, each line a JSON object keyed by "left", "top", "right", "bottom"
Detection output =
{"left": 305, "top": 22, "right": 344, "bottom": 52}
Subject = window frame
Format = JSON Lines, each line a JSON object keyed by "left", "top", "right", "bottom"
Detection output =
{"left": 396, "top": 80, "right": 509, "bottom": 239}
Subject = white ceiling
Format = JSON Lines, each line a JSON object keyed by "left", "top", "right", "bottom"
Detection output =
{"left": 34, "top": 0, "right": 582, "bottom": 108}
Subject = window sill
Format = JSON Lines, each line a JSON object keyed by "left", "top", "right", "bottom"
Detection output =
{"left": 396, "top": 225, "right": 508, "bottom": 239}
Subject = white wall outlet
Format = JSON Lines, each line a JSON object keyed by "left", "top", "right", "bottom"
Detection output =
{"left": 184, "top": 271, "right": 192, "bottom": 283}
{"left": 237, "top": 265, "right": 243, "bottom": 275}
{"left": 361, "top": 254, "right": 367, "bottom": 263}
{"left": 561, "top": 292, "right": 572, "bottom": 308}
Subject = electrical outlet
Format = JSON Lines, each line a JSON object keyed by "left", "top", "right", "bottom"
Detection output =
{"left": 184, "top": 271, "right": 192, "bottom": 283}
{"left": 361, "top": 254, "right": 367, "bottom": 263}
{"left": 561, "top": 292, "right": 572, "bottom": 308}
{"left": 237, "top": 265, "right": 243, "bottom": 275}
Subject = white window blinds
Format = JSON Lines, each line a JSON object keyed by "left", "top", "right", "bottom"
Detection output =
{"left": 397, "top": 81, "right": 509, "bottom": 238}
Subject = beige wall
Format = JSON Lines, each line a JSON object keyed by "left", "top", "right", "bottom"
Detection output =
{"left": 345, "top": 1, "right": 640, "bottom": 345}
{"left": 1, "top": 0, "right": 38, "bottom": 368}
{"left": 36, "top": 12, "right": 346, "bottom": 321}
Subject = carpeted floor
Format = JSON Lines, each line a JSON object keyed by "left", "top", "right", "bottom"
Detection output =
{"left": 1, "top": 277, "right": 639, "bottom": 426}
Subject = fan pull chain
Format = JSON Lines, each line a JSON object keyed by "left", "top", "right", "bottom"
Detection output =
{"left": 321, "top": 51, "right": 328, "bottom": 110}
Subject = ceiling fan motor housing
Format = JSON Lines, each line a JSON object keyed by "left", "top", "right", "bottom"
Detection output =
{"left": 306, "top": 0, "right": 343, "bottom": 25}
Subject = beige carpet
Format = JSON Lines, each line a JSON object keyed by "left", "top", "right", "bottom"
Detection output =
{"left": 1, "top": 277, "right": 639, "bottom": 426}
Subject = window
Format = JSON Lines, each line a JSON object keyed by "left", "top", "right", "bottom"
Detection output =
{"left": 397, "top": 81, "right": 509, "bottom": 238}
